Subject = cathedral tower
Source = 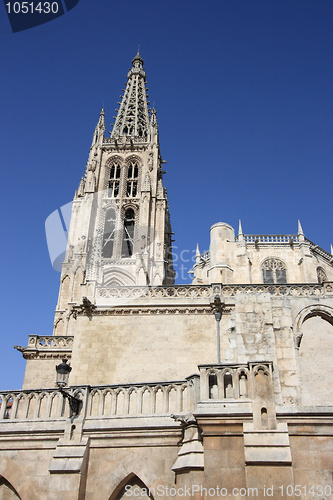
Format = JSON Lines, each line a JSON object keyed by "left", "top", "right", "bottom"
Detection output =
{"left": 54, "top": 52, "right": 174, "bottom": 334}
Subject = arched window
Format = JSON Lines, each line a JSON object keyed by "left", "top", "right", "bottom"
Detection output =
{"left": 102, "top": 208, "right": 117, "bottom": 258}
{"left": 126, "top": 162, "right": 138, "bottom": 197}
{"left": 108, "top": 163, "right": 121, "bottom": 198}
{"left": 262, "top": 258, "right": 287, "bottom": 284}
{"left": 208, "top": 374, "right": 218, "bottom": 399}
{"left": 317, "top": 267, "right": 327, "bottom": 284}
{"left": 122, "top": 208, "right": 135, "bottom": 257}
{"left": 223, "top": 372, "right": 233, "bottom": 398}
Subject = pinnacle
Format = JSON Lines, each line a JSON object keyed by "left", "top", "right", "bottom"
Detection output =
{"left": 238, "top": 219, "right": 243, "bottom": 236}
{"left": 298, "top": 220, "right": 304, "bottom": 235}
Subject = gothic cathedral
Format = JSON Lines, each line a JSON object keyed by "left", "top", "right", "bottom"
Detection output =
{"left": 1, "top": 52, "right": 333, "bottom": 500}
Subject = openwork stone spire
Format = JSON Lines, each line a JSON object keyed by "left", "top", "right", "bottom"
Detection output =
{"left": 111, "top": 51, "right": 150, "bottom": 139}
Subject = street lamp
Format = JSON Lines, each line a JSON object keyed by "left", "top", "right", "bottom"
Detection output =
{"left": 55, "top": 359, "right": 81, "bottom": 416}
{"left": 210, "top": 295, "right": 224, "bottom": 364}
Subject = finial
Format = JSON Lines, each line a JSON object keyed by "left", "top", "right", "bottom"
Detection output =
{"left": 196, "top": 243, "right": 200, "bottom": 258}
{"left": 238, "top": 219, "right": 243, "bottom": 236}
{"left": 237, "top": 219, "right": 244, "bottom": 243}
{"left": 331, "top": 244, "right": 333, "bottom": 256}
{"left": 298, "top": 219, "right": 304, "bottom": 235}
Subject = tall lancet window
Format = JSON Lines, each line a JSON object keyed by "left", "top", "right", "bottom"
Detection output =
{"left": 262, "top": 258, "right": 287, "bottom": 284}
{"left": 102, "top": 208, "right": 116, "bottom": 258}
{"left": 108, "top": 163, "right": 121, "bottom": 197}
{"left": 122, "top": 208, "right": 135, "bottom": 257}
{"left": 126, "top": 162, "right": 138, "bottom": 197}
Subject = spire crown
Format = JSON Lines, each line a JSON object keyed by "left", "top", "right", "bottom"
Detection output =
{"left": 111, "top": 52, "right": 150, "bottom": 139}
{"left": 132, "top": 50, "right": 144, "bottom": 68}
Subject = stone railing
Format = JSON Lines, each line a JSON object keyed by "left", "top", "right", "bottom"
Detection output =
{"left": 97, "top": 284, "right": 212, "bottom": 300}
{"left": 199, "top": 362, "right": 273, "bottom": 401}
{"left": 103, "top": 137, "right": 148, "bottom": 145}
{"left": 96, "top": 283, "right": 332, "bottom": 302}
{"left": 26, "top": 335, "right": 73, "bottom": 350}
{"left": 238, "top": 234, "right": 300, "bottom": 244}
{"left": 86, "top": 377, "right": 199, "bottom": 418}
{"left": 0, "top": 388, "right": 80, "bottom": 421}
{"left": 0, "top": 377, "right": 199, "bottom": 422}
{"left": 200, "top": 251, "right": 210, "bottom": 261}
{"left": 14, "top": 336, "right": 74, "bottom": 360}
{"left": 212, "top": 283, "right": 332, "bottom": 298}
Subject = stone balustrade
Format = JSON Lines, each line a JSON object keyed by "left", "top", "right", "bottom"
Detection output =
{"left": 213, "top": 283, "right": 332, "bottom": 297}
{"left": 0, "top": 376, "right": 199, "bottom": 422}
{"left": 26, "top": 335, "right": 73, "bottom": 350}
{"left": 241, "top": 234, "right": 300, "bottom": 244}
{"left": 0, "top": 388, "right": 75, "bottom": 421}
{"left": 96, "top": 282, "right": 332, "bottom": 301}
{"left": 86, "top": 377, "right": 198, "bottom": 418}
{"left": 103, "top": 137, "right": 148, "bottom": 145}
{"left": 199, "top": 362, "right": 273, "bottom": 401}
{"left": 97, "top": 284, "right": 212, "bottom": 300}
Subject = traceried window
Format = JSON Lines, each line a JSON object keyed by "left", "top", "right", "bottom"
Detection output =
{"left": 102, "top": 208, "right": 116, "bottom": 258}
{"left": 126, "top": 162, "right": 138, "bottom": 197}
{"left": 122, "top": 208, "right": 135, "bottom": 257}
{"left": 108, "top": 163, "right": 121, "bottom": 197}
{"left": 262, "top": 258, "right": 287, "bottom": 284}
{"left": 317, "top": 267, "right": 327, "bottom": 284}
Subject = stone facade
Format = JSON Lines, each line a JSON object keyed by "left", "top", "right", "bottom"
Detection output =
{"left": 1, "top": 53, "right": 333, "bottom": 499}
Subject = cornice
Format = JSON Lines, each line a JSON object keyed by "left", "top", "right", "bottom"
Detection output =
{"left": 75, "top": 305, "right": 229, "bottom": 317}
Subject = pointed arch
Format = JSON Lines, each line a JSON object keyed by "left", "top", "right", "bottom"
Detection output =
{"left": 261, "top": 257, "right": 287, "bottom": 284}
{"left": 54, "top": 316, "right": 65, "bottom": 335}
{"left": 0, "top": 475, "right": 21, "bottom": 499}
{"left": 122, "top": 208, "right": 135, "bottom": 257}
{"left": 294, "top": 304, "right": 333, "bottom": 336}
{"left": 109, "top": 473, "right": 154, "bottom": 500}
{"left": 294, "top": 305, "right": 333, "bottom": 405}
{"left": 72, "top": 266, "right": 83, "bottom": 302}
{"left": 59, "top": 274, "right": 71, "bottom": 308}
{"left": 102, "top": 208, "right": 117, "bottom": 258}
{"left": 103, "top": 267, "right": 136, "bottom": 286}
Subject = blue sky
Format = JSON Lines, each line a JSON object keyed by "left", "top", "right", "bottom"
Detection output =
{"left": 1, "top": 0, "right": 332, "bottom": 390}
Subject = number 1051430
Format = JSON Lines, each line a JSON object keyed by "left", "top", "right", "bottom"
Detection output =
{"left": 5, "top": 2, "right": 60, "bottom": 14}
